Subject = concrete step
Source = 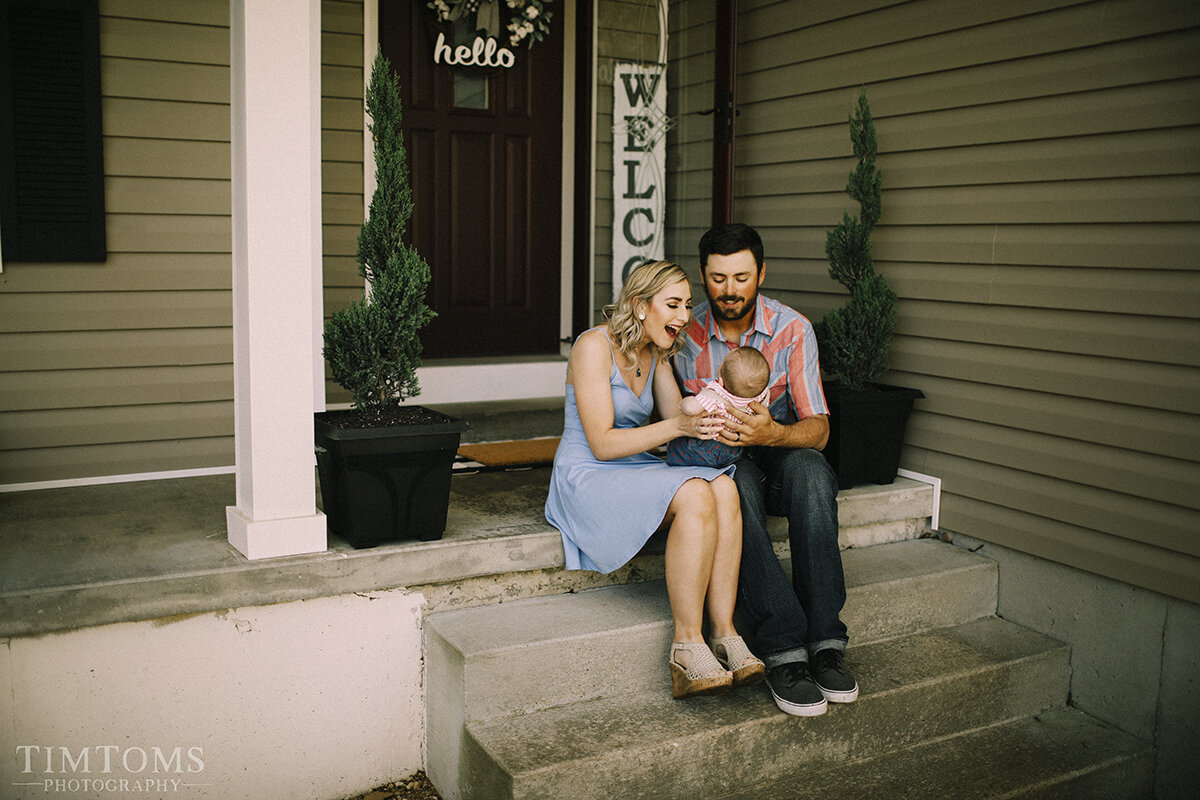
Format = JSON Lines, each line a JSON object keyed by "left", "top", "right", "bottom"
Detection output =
{"left": 427, "top": 539, "right": 992, "bottom": 725}
{"left": 425, "top": 539, "right": 997, "bottom": 796}
{"left": 714, "top": 707, "right": 1154, "bottom": 800}
{"left": 457, "top": 616, "right": 1071, "bottom": 800}
{"left": 824, "top": 477, "right": 936, "bottom": 547}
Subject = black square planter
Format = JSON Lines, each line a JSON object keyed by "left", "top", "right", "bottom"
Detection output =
{"left": 822, "top": 382, "right": 924, "bottom": 491}
{"left": 315, "top": 408, "right": 468, "bottom": 548}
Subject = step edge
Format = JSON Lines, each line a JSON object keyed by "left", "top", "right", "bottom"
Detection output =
{"left": 428, "top": 541, "right": 995, "bottom": 654}
{"left": 464, "top": 618, "right": 1071, "bottom": 767}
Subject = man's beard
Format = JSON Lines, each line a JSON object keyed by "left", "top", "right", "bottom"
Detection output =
{"left": 709, "top": 289, "right": 757, "bottom": 321}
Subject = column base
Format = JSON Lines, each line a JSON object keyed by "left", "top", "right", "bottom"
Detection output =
{"left": 226, "top": 506, "right": 327, "bottom": 560}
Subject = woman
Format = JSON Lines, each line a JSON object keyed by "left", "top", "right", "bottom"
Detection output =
{"left": 545, "top": 260, "right": 763, "bottom": 698}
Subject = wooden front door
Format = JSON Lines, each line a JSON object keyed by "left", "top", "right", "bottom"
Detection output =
{"left": 381, "top": 1, "right": 564, "bottom": 358}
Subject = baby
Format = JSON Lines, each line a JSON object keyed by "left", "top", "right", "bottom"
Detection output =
{"left": 666, "top": 346, "right": 771, "bottom": 469}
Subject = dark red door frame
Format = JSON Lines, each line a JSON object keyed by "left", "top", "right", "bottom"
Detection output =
{"left": 571, "top": 0, "right": 594, "bottom": 340}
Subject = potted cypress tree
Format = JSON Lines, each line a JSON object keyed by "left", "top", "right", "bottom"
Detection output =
{"left": 315, "top": 50, "right": 467, "bottom": 548}
{"left": 816, "top": 90, "right": 923, "bottom": 490}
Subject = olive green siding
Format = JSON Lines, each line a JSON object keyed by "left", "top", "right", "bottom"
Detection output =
{"left": 0, "top": 0, "right": 364, "bottom": 484}
{"left": 663, "top": 0, "right": 715, "bottom": 268}
{"left": 677, "top": 0, "right": 1200, "bottom": 602}
{"left": 320, "top": 0, "right": 367, "bottom": 408}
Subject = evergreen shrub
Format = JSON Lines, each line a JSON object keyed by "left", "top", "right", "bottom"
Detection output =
{"left": 323, "top": 51, "right": 435, "bottom": 419}
{"left": 817, "top": 90, "right": 896, "bottom": 392}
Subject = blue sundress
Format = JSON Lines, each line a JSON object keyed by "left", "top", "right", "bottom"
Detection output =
{"left": 544, "top": 331, "right": 735, "bottom": 573}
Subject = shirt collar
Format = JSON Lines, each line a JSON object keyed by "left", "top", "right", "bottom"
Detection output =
{"left": 704, "top": 293, "right": 772, "bottom": 345}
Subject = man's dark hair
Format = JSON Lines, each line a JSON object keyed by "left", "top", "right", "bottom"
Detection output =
{"left": 699, "top": 222, "right": 764, "bottom": 273}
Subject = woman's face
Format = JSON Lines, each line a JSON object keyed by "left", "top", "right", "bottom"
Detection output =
{"left": 640, "top": 280, "right": 692, "bottom": 349}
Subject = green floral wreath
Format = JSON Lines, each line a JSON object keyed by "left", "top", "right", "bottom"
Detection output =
{"left": 427, "top": 0, "right": 553, "bottom": 49}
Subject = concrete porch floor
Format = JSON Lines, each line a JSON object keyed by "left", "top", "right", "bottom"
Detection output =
{"left": 0, "top": 398, "right": 575, "bottom": 639}
{"left": 0, "top": 466, "right": 561, "bottom": 639}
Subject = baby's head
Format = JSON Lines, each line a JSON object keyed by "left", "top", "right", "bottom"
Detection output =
{"left": 719, "top": 347, "right": 770, "bottom": 399}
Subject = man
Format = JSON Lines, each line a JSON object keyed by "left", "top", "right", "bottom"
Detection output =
{"left": 673, "top": 222, "right": 857, "bottom": 717}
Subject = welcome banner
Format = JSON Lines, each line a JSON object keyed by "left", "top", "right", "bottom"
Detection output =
{"left": 612, "top": 63, "right": 667, "bottom": 299}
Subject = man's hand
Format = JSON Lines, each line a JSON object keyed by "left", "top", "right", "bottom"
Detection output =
{"left": 719, "top": 401, "right": 778, "bottom": 447}
{"left": 720, "top": 403, "right": 831, "bottom": 451}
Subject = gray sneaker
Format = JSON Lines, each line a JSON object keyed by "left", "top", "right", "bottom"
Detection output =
{"left": 765, "top": 662, "right": 827, "bottom": 716}
{"left": 810, "top": 648, "right": 859, "bottom": 703}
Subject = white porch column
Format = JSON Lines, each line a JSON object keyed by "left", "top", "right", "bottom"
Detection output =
{"left": 226, "top": 0, "right": 327, "bottom": 559}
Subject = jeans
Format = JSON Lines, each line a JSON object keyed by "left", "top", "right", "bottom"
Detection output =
{"left": 664, "top": 435, "right": 741, "bottom": 469}
{"left": 732, "top": 447, "right": 848, "bottom": 668}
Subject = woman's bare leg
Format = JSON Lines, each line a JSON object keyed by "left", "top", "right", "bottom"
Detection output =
{"left": 704, "top": 474, "right": 742, "bottom": 639}
{"left": 663, "top": 478, "right": 718, "bottom": 646}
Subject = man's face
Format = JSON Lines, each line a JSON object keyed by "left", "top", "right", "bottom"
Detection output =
{"left": 702, "top": 249, "right": 763, "bottom": 322}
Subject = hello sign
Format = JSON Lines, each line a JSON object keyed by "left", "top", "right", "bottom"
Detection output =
{"left": 612, "top": 63, "right": 667, "bottom": 299}
{"left": 433, "top": 32, "right": 516, "bottom": 69}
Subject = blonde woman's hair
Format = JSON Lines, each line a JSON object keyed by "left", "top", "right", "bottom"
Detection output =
{"left": 603, "top": 260, "right": 692, "bottom": 369}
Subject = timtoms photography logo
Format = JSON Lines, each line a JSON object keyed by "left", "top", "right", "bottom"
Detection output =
{"left": 12, "top": 745, "right": 207, "bottom": 794}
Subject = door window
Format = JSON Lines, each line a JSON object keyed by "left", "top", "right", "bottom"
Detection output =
{"left": 451, "top": 18, "right": 489, "bottom": 110}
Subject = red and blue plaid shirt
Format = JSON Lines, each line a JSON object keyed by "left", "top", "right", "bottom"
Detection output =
{"left": 674, "top": 294, "right": 828, "bottom": 424}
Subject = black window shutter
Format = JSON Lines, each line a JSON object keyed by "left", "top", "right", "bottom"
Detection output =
{"left": 0, "top": 0, "right": 106, "bottom": 263}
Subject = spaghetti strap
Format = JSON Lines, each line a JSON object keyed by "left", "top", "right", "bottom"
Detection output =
{"left": 601, "top": 327, "right": 624, "bottom": 374}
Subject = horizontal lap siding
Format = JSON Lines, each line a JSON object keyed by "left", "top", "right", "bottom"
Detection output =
{"left": 319, "top": 1, "right": 364, "bottom": 407}
{"left": 0, "top": 0, "right": 363, "bottom": 485}
{"left": 663, "top": 0, "right": 715, "bottom": 274}
{"left": 728, "top": 0, "right": 1200, "bottom": 602}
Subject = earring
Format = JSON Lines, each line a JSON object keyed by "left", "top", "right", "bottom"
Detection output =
{"left": 638, "top": 313, "right": 645, "bottom": 320}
